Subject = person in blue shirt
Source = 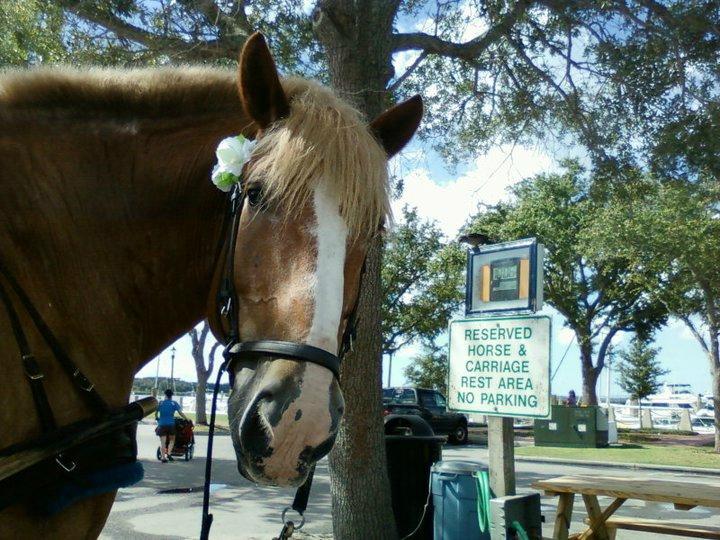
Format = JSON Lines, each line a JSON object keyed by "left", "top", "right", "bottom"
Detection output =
{"left": 155, "top": 389, "right": 189, "bottom": 462}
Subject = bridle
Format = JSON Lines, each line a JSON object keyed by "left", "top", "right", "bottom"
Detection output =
{"left": 0, "top": 258, "right": 156, "bottom": 514}
{"left": 200, "top": 179, "right": 362, "bottom": 540}
{"left": 215, "top": 185, "right": 349, "bottom": 382}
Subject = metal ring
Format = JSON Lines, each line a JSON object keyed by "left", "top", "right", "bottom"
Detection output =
{"left": 281, "top": 507, "right": 305, "bottom": 530}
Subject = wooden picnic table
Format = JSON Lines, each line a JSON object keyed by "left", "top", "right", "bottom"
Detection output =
{"left": 532, "top": 474, "right": 720, "bottom": 540}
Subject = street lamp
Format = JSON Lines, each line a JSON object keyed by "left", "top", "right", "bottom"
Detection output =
{"left": 170, "top": 346, "right": 177, "bottom": 393}
{"left": 153, "top": 355, "right": 161, "bottom": 397}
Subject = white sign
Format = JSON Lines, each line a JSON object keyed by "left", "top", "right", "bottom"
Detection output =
{"left": 448, "top": 316, "right": 551, "bottom": 418}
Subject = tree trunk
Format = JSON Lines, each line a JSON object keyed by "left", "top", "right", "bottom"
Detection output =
{"left": 709, "top": 332, "right": 720, "bottom": 452}
{"left": 313, "top": 3, "right": 399, "bottom": 537}
{"left": 190, "top": 322, "right": 215, "bottom": 425}
{"left": 579, "top": 338, "right": 599, "bottom": 406}
{"left": 196, "top": 374, "right": 208, "bottom": 425}
{"left": 327, "top": 237, "right": 397, "bottom": 538}
{"left": 713, "top": 367, "right": 720, "bottom": 453}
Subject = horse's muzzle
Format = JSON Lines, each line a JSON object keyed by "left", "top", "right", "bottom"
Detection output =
{"left": 228, "top": 359, "right": 343, "bottom": 486}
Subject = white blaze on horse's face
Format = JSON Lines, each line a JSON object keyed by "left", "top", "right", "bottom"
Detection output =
{"left": 306, "top": 183, "right": 348, "bottom": 353}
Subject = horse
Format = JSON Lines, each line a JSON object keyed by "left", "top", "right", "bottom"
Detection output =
{"left": 0, "top": 32, "right": 422, "bottom": 537}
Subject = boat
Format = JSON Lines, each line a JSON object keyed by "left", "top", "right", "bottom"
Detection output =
{"left": 691, "top": 416, "right": 716, "bottom": 434}
{"left": 622, "top": 383, "right": 702, "bottom": 415}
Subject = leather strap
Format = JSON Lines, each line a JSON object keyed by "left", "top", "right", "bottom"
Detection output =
{"left": 0, "top": 260, "right": 108, "bottom": 413}
{"left": 200, "top": 359, "right": 229, "bottom": 540}
{"left": 0, "top": 279, "right": 56, "bottom": 432}
{"left": 291, "top": 465, "right": 315, "bottom": 515}
{"left": 226, "top": 340, "right": 341, "bottom": 380}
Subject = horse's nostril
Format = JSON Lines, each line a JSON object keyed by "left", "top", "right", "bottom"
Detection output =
{"left": 239, "top": 391, "right": 273, "bottom": 457}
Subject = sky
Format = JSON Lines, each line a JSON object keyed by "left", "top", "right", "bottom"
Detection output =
{"left": 136, "top": 138, "right": 714, "bottom": 400}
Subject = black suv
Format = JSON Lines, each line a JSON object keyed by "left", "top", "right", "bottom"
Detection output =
{"left": 383, "top": 387, "right": 469, "bottom": 444}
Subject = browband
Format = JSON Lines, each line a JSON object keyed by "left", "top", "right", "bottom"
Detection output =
{"left": 225, "top": 340, "right": 341, "bottom": 380}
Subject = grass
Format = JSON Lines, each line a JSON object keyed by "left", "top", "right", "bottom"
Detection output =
{"left": 516, "top": 444, "right": 720, "bottom": 469}
{"left": 181, "top": 412, "right": 230, "bottom": 433}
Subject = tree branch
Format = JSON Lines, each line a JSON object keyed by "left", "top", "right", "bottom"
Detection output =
{"left": 177, "top": 0, "right": 253, "bottom": 38}
{"left": 596, "top": 326, "right": 619, "bottom": 373}
{"left": 681, "top": 315, "right": 709, "bottom": 354}
{"left": 507, "top": 33, "right": 615, "bottom": 162}
{"left": 208, "top": 341, "right": 221, "bottom": 377}
{"left": 59, "top": 0, "right": 239, "bottom": 61}
{"left": 387, "top": 51, "right": 427, "bottom": 94}
{"left": 391, "top": 0, "right": 532, "bottom": 58}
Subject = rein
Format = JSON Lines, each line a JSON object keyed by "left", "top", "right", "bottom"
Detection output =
{"left": 200, "top": 182, "right": 360, "bottom": 540}
{"left": 0, "top": 258, "right": 157, "bottom": 513}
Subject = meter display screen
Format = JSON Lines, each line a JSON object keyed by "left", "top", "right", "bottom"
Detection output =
{"left": 490, "top": 258, "right": 521, "bottom": 301}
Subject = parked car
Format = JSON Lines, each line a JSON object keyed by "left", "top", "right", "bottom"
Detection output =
{"left": 383, "top": 387, "right": 469, "bottom": 444}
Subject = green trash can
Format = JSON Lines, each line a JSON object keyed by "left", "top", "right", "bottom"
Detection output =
{"left": 385, "top": 414, "right": 445, "bottom": 539}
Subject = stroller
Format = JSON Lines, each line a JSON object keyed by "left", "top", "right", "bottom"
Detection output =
{"left": 156, "top": 417, "right": 195, "bottom": 461}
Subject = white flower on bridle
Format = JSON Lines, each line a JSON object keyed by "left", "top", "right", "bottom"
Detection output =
{"left": 211, "top": 135, "right": 256, "bottom": 192}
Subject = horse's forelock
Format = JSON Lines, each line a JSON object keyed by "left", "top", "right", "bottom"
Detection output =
{"left": 247, "top": 77, "right": 391, "bottom": 240}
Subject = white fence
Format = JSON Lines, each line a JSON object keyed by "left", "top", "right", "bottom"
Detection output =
{"left": 131, "top": 393, "right": 230, "bottom": 416}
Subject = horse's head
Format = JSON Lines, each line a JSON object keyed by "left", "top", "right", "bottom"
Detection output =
{"left": 209, "top": 33, "right": 422, "bottom": 486}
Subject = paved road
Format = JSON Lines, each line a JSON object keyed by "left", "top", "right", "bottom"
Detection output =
{"left": 101, "top": 423, "right": 720, "bottom": 539}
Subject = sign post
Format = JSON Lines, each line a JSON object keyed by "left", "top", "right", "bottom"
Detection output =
{"left": 449, "top": 237, "right": 550, "bottom": 498}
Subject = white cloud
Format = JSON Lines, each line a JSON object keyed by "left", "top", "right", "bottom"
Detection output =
{"left": 667, "top": 317, "right": 702, "bottom": 342}
{"left": 459, "top": 3, "right": 489, "bottom": 41}
{"left": 393, "top": 144, "right": 554, "bottom": 237}
{"left": 557, "top": 326, "right": 575, "bottom": 345}
{"left": 394, "top": 50, "right": 422, "bottom": 75}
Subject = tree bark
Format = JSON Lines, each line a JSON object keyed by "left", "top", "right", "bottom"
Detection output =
{"left": 196, "top": 374, "right": 208, "bottom": 425}
{"left": 313, "top": 2, "right": 400, "bottom": 537}
{"left": 579, "top": 336, "right": 599, "bottom": 405}
{"left": 713, "top": 366, "right": 720, "bottom": 453}
{"left": 326, "top": 236, "right": 397, "bottom": 538}
{"left": 190, "top": 322, "right": 216, "bottom": 425}
{"left": 709, "top": 332, "right": 720, "bottom": 452}
{"left": 680, "top": 316, "right": 720, "bottom": 452}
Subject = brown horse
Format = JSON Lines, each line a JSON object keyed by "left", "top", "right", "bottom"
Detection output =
{"left": 0, "top": 33, "right": 422, "bottom": 537}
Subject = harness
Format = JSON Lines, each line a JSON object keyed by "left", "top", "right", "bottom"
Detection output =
{"left": 200, "top": 182, "right": 361, "bottom": 540}
{"left": 0, "top": 259, "right": 157, "bottom": 514}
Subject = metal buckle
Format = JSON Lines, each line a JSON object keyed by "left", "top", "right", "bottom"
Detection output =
{"left": 72, "top": 368, "right": 95, "bottom": 392}
{"left": 22, "top": 354, "right": 44, "bottom": 380}
{"left": 55, "top": 453, "right": 76, "bottom": 473}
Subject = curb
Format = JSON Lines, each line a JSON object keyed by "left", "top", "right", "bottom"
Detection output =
{"left": 514, "top": 455, "right": 720, "bottom": 476}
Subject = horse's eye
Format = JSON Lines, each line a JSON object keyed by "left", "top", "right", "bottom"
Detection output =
{"left": 246, "top": 187, "right": 263, "bottom": 208}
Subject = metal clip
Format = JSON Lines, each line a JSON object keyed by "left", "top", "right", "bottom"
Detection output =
{"left": 55, "top": 453, "right": 76, "bottom": 473}
{"left": 72, "top": 368, "right": 95, "bottom": 392}
{"left": 22, "top": 354, "right": 44, "bottom": 380}
{"left": 220, "top": 297, "right": 233, "bottom": 318}
{"left": 272, "top": 521, "right": 294, "bottom": 540}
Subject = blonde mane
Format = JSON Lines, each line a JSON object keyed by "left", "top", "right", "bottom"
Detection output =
{"left": 0, "top": 68, "right": 390, "bottom": 238}
{"left": 254, "top": 77, "right": 390, "bottom": 239}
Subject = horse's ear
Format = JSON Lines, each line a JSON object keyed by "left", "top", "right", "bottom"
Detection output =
{"left": 370, "top": 95, "right": 423, "bottom": 158}
{"left": 238, "top": 32, "right": 290, "bottom": 129}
